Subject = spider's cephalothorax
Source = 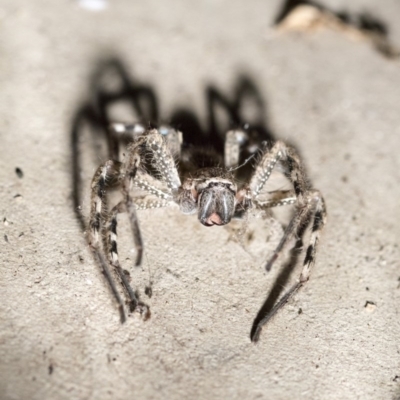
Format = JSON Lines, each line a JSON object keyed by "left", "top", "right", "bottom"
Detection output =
{"left": 176, "top": 167, "right": 242, "bottom": 226}
{"left": 88, "top": 124, "right": 326, "bottom": 341}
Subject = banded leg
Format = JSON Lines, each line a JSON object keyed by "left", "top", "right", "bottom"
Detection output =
{"left": 254, "top": 190, "right": 296, "bottom": 209}
{"left": 91, "top": 249, "right": 127, "bottom": 323}
{"left": 132, "top": 171, "right": 172, "bottom": 201}
{"left": 128, "top": 129, "right": 181, "bottom": 193}
{"left": 158, "top": 125, "right": 183, "bottom": 159}
{"left": 89, "top": 159, "right": 122, "bottom": 250}
{"left": 134, "top": 196, "right": 171, "bottom": 210}
{"left": 249, "top": 141, "right": 311, "bottom": 271}
{"left": 88, "top": 160, "right": 127, "bottom": 322}
{"left": 106, "top": 201, "right": 150, "bottom": 319}
{"left": 249, "top": 141, "right": 294, "bottom": 198}
{"left": 251, "top": 192, "right": 327, "bottom": 342}
{"left": 122, "top": 180, "right": 143, "bottom": 267}
{"left": 120, "top": 129, "right": 178, "bottom": 266}
{"left": 248, "top": 141, "right": 327, "bottom": 341}
{"left": 88, "top": 157, "right": 142, "bottom": 272}
{"left": 106, "top": 197, "right": 169, "bottom": 272}
{"left": 300, "top": 192, "right": 327, "bottom": 283}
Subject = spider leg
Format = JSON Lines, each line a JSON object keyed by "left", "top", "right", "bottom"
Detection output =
{"left": 106, "top": 196, "right": 170, "bottom": 271}
{"left": 132, "top": 171, "right": 173, "bottom": 201}
{"left": 89, "top": 160, "right": 122, "bottom": 252}
{"left": 104, "top": 194, "right": 171, "bottom": 314}
{"left": 88, "top": 129, "right": 180, "bottom": 321}
{"left": 111, "top": 126, "right": 180, "bottom": 266}
{"left": 247, "top": 141, "right": 327, "bottom": 341}
{"left": 300, "top": 192, "right": 327, "bottom": 284}
{"left": 224, "top": 129, "right": 248, "bottom": 169}
{"left": 251, "top": 192, "right": 327, "bottom": 342}
{"left": 105, "top": 201, "right": 150, "bottom": 320}
{"left": 88, "top": 159, "right": 127, "bottom": 322}
{"left": 254, "top": 190, "right": 296, "bottom": 209}
{"left": 249, "top": 141, "right": 288, "bottom": 198}
{"left": 158, "top": 125, "right": 183, "bottom": 159}
{"left": 91, "top": 250, "right": 127, "bottom": 323}
{"left": 122, "top": 179, "right": 143, "bottom": 267}
{"left": 264, "top": 204, "right": 312, "bottom": 272}
{"left": 129, "top": 129, "right": 181, "bottom": 193}
{"left": 89, "top": 155, "right": 144, "bottom": 268}
{"left": 111, "top": 125, "right": 180, "bottom": 198}
{"left": 249, "top": 141, "right": 313, "bottom": 271}
{"left": 134, "top": 195, "right": 171, "bottom": 210}
{"left": 121, "top": 128, "right": 181, "bottom": 264}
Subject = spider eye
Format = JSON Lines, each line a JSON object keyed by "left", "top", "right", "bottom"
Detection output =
{"left": 207, "top": 181, "right": 236, "bottom": 194}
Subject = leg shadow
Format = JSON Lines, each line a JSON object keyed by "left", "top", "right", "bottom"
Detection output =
{"left": 71, "top": 57, "right": 160, "bottom": 228}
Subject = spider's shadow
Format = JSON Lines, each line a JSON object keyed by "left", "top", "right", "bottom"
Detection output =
{"left": 70, "top": 57, "right": 299, "bottom": 339}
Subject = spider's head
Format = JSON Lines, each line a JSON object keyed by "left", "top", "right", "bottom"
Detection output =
{"left": 177, "top": 173, "right": 237, "bottom": 227}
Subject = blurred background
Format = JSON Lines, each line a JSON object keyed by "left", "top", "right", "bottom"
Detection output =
{"left": 1, "top": 1, "right": 400, "bottom": 399}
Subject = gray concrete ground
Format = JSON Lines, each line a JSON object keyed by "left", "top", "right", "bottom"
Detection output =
{"left": 1, "top": 0, "right": 400, "bottom": 399}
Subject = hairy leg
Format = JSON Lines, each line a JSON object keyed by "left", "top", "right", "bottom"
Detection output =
{"left": 105, "top": 201, "right": 150, "bottom": 319}
{"left": 251, "top": 192, "right": 327, "bottom": 342}
{"left": 247, "top": 141, "right": 327, "bottom": 341}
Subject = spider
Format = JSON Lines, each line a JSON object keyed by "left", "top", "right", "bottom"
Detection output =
{"left": 88, "top": 123, "right": 326, "bottom": 342}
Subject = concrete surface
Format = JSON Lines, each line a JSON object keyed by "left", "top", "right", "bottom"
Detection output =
{"left": 1, "top": 0, "right": 400, "bottom": 399}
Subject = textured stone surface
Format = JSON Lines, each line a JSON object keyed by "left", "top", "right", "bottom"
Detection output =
{"left": 1, "top": 1, "right": 399, "bottom": 399}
